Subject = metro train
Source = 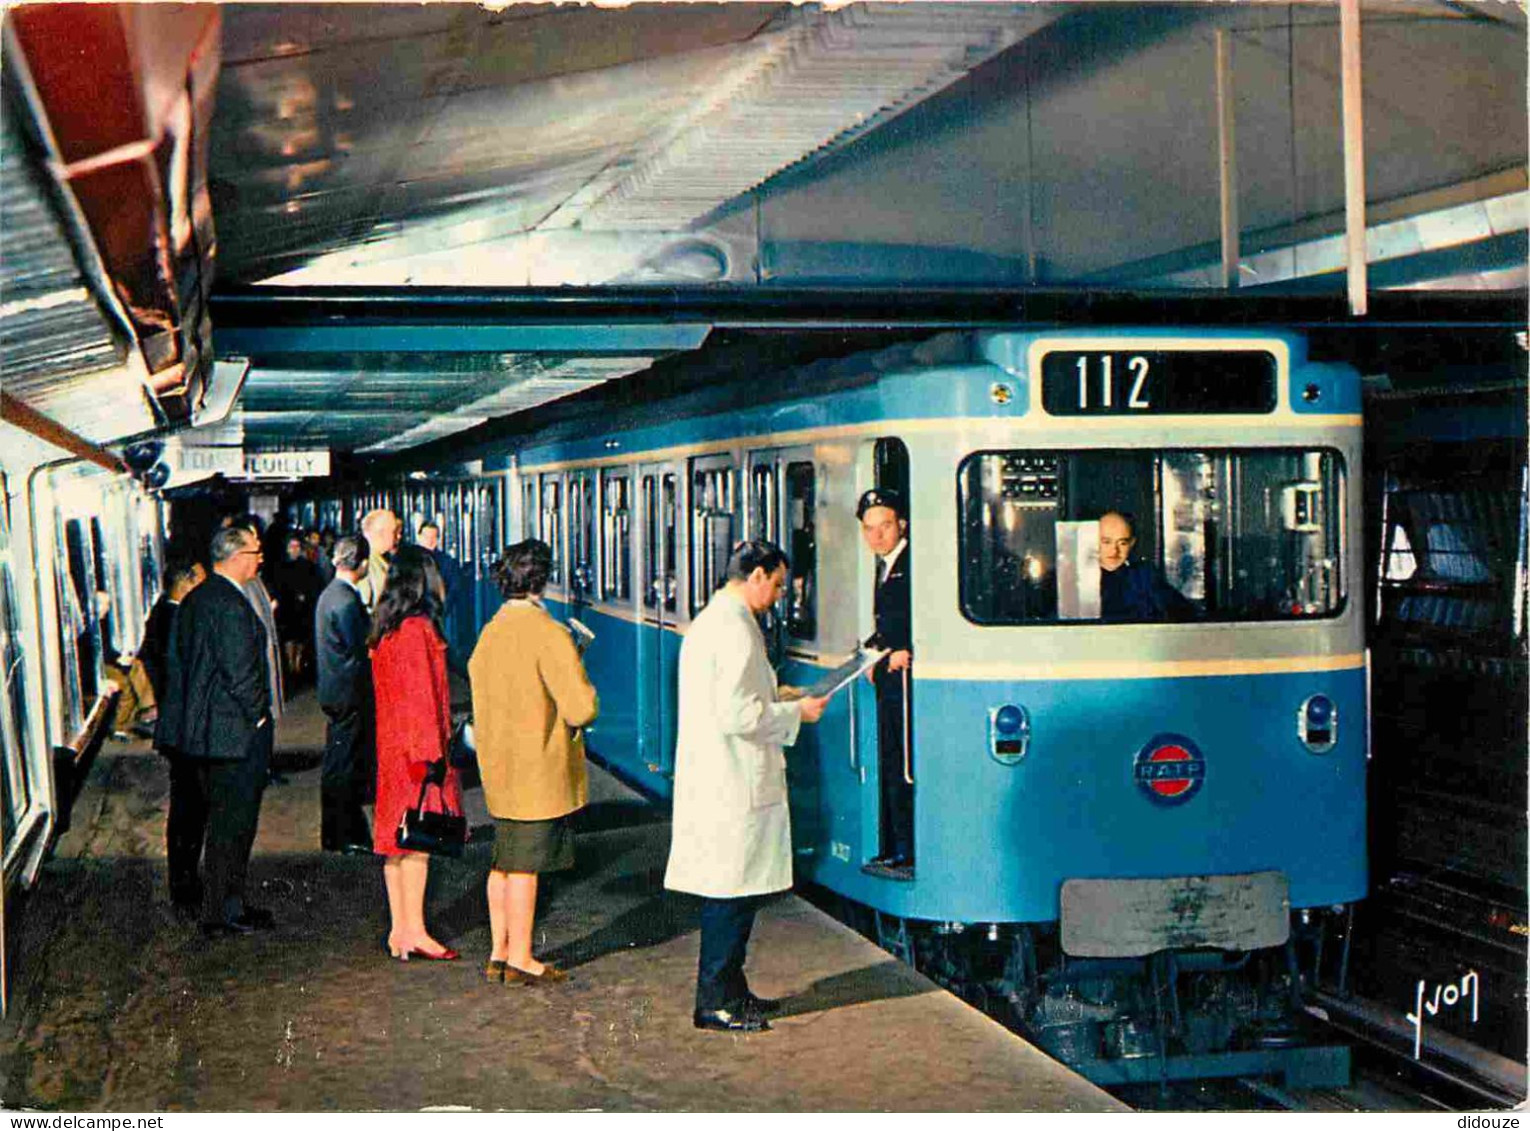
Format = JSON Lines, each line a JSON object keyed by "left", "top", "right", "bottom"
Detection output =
{"left": 0, "top": 444, "right": 167, "bottom": 954}
{"left": 304, "top": 326, "right": 1369, "bottom": 1086}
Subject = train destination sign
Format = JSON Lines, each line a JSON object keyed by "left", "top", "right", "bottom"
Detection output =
{"left": 1040, "top": 348, "right": 1278, "bottom": 415}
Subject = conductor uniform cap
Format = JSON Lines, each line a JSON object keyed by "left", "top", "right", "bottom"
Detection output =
{"left": 856, "top": 487, "right": 905, "bottom": 520}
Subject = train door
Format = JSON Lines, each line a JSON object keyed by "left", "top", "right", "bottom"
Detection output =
{"left": 567, "top": 469, "right": 597, "bottom": 619}
{"left": 747, "top": 446, "right": 825, "bottom": 848}
{"left": 856, "top": 437, "right": 915, "bottom": 873}
{"left": 636, "top": 461, "right": 681, "bottom": 775}
{"left": 539, "top": 473, "right": 565, "bottom": 602}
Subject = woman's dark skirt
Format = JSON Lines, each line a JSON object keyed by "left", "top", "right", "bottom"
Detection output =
{"left": 490, "top": 813, "right": 575, "bottom": 874}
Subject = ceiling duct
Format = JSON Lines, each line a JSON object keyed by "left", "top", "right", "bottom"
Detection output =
{"left": 568, "top": 3, "right": 1057, "bottom": 232}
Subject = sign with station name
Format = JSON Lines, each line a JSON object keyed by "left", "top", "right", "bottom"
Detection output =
{"left": 175, "top": 445, "right": 244, "bottom": 476}
{"left": 242, "top": 450, "right": 331, "bottom": 478}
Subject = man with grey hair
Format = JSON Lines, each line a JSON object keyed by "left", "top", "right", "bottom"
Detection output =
{"left": 314, "top": 534, "right": 374, "bottom": 853}
{"left": 357, "top": 508, "right": 401, "bottom": 611}
{"left": 156, "top": 524, "right": 276, "bottom": 935}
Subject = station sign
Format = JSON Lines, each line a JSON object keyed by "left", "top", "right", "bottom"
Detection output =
{"left": 176, "top": 445, "right": 245, "bottom": 477}
{"left": 243, "top": 449, "right": 331, "bottom": 479}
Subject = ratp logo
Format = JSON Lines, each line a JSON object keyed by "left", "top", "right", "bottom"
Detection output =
{"left": 1133, "top": 733, "right": 1206, "bottom": 805}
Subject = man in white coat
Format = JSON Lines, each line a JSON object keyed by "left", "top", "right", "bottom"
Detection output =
{"left": 665, "top": 540, "right": 828, "bottom": 1033}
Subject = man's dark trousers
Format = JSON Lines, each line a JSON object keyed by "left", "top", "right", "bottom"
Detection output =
{"left": 197, "top": 724, "right": 273, "bottom": 924}
{"left": 165, "top": 751, "right": 208, "bottom": 907}
{"left": 875, "top": 667, "right": 914, "bottom": 860}
{"left": 321, "top": 706, "right": 372, "bottom": 848}
{"left": 696, "top": 894, "right": 767, "bottom": 1012}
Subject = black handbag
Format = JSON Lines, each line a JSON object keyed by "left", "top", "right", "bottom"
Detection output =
{"left": 396, "top": 762, "right": 466, "bottom": 857}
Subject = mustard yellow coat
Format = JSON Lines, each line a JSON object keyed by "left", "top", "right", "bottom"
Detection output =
{"left": 468, "top": 599, "right": 599, "bottom": 821}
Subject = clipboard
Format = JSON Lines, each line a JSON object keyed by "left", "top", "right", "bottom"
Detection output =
{"left": 804, "top": 648, "right": 887, "bottom": 700}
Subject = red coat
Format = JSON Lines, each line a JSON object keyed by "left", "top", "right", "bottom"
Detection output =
{"left": 371, "top": 615, "right": 461, "bottom": 856}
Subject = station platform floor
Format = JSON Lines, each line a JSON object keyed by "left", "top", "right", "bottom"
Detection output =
{"left": 0, "top": 688, "right": 1125, "bottom": 1113}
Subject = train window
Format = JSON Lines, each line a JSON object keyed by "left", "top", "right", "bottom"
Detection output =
{"left": 0, "top": 478, "right": 33, "bottom": 850}
{"left": 522, "top": 479, "right": 538, "bottom": 542}
{"left": 641, "top": 472, "right": 678, "bottom": 613}
{"left": 568, "top": 473, "right": 596, "bottom": 599}
{"left": 690, "top": 461, "right": 736, "bottom": 616}
{"left": 750, "top": 464, "right": 777, "bottom": 540}
{"left": 602, "top": 472, "right": 632, "bottom": 602}
{"left": 785, "top": 461, "right": 817, "bottom": 641}
{"left": 958, "top": 448, "right": 1346, "bottom": 625}
{"left": 539, "top": 475, "right": 563, "bottom": 586}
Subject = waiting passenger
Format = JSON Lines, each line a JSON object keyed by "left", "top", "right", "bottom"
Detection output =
{"left": 274, "top": 533, "right": 322, "bottom": 682}
{"left": 665, "top": 539, "right": 829, "bottom": 1033}
{"left": 144, "top": 553, "right": 207, "bottom": 916}
{"left": 468, "top": 539, "right": 598, "bottom": 986}
{"left": 1098, "top": 510, "right": 1194, "bottom": 622}
{"left": 369, "top": 546, "right": 462, "bottom": 961}
{"left": 155, "top": 524, "right": 276, "bottom": 936}
{"left": 357, "top": 509, "right": 402, "bottom": 611}
{"left": 315, "top": 534, "right": 374, "bottom": 854}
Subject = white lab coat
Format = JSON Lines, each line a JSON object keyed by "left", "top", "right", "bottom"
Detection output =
{"left": 664, "top": 586, "right": 803, "bottom": 899}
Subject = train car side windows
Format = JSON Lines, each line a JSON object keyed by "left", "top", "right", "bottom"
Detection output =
{"left": 785, "top": 461, "right": 817, "bottom": 641}
{"left": 522, "top": 479, "right": 539, "bottom": 542}
{"left": 690, "top": 460, "right": 736, "bottom": 617}
{"left": 601, "top": 472, "right": 632, "bottom": 603}
{"left": 539, "top": 475, "right": 563, "bottom": 586}
{"left": 958, "top": 448, "right": 1346, "bottom": 625}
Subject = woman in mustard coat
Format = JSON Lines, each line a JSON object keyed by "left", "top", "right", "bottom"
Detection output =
{"left": 468, "top": 539, "right": 598, "bottom": 984}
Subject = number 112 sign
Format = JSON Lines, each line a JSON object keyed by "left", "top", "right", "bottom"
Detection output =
{"left": 1040, "top": 348, "right": 1277, "bottom": 416}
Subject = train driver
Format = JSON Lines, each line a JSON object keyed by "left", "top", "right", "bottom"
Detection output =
{"left": 858, "top": 487, "right": 914, "bottom": 873}
{"left": 1098, "top": 510, "right": 1194, "bottom": 622}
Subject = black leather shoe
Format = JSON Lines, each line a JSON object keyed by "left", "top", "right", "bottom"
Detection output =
{"left": 200, "top": 918, "right": 255, "bottom": 938}
{"left": 693, "top": 1006, "right": 770, "bottom": 1033}
{"left": 743, "top": 992, "right": 782, "bottom": 1015}
{"left": 325, "top": 841, "right": 372, "bottom": 856}
{"left": 237, "top": 906, "right": 276, "bottom": 929}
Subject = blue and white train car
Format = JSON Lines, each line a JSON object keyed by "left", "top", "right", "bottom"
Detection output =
{"left": 387, "top": 327, "right": 1366, "bottom": 1083}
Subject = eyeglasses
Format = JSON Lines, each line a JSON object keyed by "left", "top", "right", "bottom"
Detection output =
{"left": 235, "top": 549, "right": 264, "bottom": 557}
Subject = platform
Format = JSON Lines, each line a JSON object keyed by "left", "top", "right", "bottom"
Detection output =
{"left": 0, "top": 689, "right": 1124, "bottom": 1113}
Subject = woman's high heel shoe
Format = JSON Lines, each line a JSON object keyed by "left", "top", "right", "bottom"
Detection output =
{"left": 406, "top": 946, "right": 460, "bottom": 961}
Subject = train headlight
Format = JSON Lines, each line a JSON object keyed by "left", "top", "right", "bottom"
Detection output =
{"left": 1298, "top": 694, "right": 1337, "bottom": 754}
{"left": 988, "top": 703, "right": 1030, "bottom": 765}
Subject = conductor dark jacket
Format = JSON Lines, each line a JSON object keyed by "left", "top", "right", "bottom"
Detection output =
{"left": 868, "top": 543, "right": 912, "bottom": 668}
{"left": 155, "top": 574, "right": 271, "bottom": 761}
{"left": 315, "top": 577, "right": 371, "bottom": 716}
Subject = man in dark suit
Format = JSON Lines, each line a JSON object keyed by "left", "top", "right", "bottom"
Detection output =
{"left": 142, "top": 553, "right": 207, "bottom": 914}
{"left": 315, "top": 534, "right": 374, "bottom": 853}
{"left": 858, "top": 487, "right": 914, "bottom": 873}
{"left": 155, "top": 525, "right": 276, "bottom": 936}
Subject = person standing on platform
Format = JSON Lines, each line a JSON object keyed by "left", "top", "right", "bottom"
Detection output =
{"left": 370, "top": 546, "right": 462, "bottom": 961}
{"left": 144, "top": 552, "right": 207, "bottom": 915}
{"left": 315, "top": 534, "right": 374, "bottom": 854}
{"left": 226, "top": 515, "right": 286, "bottom": 784}
{"left": 469, "top": 538, "right": 598, "bottom": 985}
{"left": 857, "top": 487, "right": 914, "bottom": 872}
{"left": 664, "top": 539, "right": 829, "bottom": 1033}
{"left": 357, "top": 508, "right": 402, "bottom": 612}
{"left": 417, "top": 520, "right": 465, "bottom": 671}
{"left": 155, "top": 525, "right": 276, "bottom": 936}
{"left": 274, "top": 533, "right": 322, "bottom": 683}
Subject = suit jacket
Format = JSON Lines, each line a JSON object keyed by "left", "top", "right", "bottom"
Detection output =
{"left": 869, "top": 542, "right": 912, "bottom": 689}
{"left": 315, "top": 578, "right": 371, "bottom": 717}
{"left": 155, "top": 574, "right": 271, "bottom": 761}
{"left": 140, "top": 595, "right": 179, "bottom": 703}
{"left": 665, "top": 587, "right": 802, "bottom": 899}
{"left": 468, "top": 599, "right": 598, "bottom": 821}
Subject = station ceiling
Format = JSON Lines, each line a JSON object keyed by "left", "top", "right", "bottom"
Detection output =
{"left": 2, "top": 1, "right": 1525, "bottom": 464}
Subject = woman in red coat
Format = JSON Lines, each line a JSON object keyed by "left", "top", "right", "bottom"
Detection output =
{"left": 369, "top": 546, "right": 462, "bottom": 961}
